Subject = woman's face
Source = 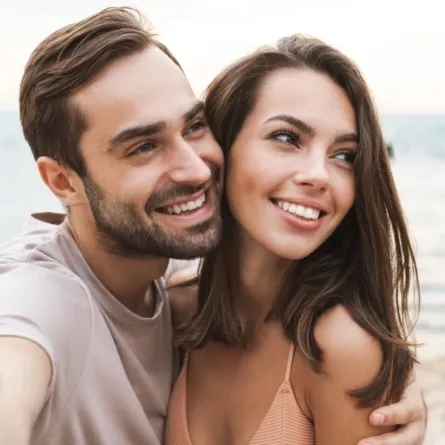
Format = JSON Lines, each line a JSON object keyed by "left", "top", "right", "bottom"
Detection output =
{"left": 226, "top": 68, "right": 357, "bottom": 261}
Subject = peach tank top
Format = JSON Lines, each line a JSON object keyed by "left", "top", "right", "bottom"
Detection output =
{"left": 165, "top": 344, "right": 315, "bottom": 445}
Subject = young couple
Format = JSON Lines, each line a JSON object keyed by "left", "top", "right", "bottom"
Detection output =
{"left": 0, "top": 6, "right": 425, "bottom": 445}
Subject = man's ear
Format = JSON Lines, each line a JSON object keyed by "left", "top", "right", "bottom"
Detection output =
{"left": 36, "top": 156, "right": 86, "bottom": 207}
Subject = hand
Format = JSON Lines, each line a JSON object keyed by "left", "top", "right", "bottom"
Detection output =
{"left": 166, "top": 267, "right": 199, "bottom": 327}
{"left": 166, "top": 267, "right": 199, "bottom": 289}
{"left": 358, "top": 379, "right": 426, "bottom": 445}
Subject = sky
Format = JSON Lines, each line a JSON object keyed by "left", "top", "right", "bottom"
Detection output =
{"left": 0, "top": 0, "right": 444, "bottom": 114}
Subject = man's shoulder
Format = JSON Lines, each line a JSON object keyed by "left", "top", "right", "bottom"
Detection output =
{"left": 0, "top": 212, "right": 66, "bottom": 267}
{"left": 0, "top": 231, "right": 92, "bottom": 379}
{"left": 0, "top": 213, "right": 87, "bottom": 292}
{"left": 0, "top": 261, "right": 86, "bottom": 294}
{"left": 0, "top": 247, "right": 85, "bottom": 296}
{"left": 0, "top": 222, "right": 91, "bottom": 317}
{"left": 0, "top": 254, "right": 92, "bottom": 363}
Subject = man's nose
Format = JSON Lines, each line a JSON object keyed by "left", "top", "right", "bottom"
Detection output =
{"left": 168, "top": 138, "right": 212, "bottom": 186}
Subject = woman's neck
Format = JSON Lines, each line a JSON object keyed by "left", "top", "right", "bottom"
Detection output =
{"left": 236, "top": 230, "right": 292, "bottom": 324}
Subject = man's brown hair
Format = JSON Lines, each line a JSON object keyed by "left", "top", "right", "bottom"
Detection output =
{"left": 19, "top": 7, "right": 180, "bottom": 177}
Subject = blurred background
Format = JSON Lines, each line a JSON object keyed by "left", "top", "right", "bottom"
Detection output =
{"left": 0, "top": 0, "right": 443, "bottom": 442}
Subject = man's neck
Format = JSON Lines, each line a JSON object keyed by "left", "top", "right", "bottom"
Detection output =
{"left": 66, "top": 216, "right": 169, "bottom": 316}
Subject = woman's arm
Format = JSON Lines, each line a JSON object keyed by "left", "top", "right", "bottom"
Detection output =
{"left": 306, "top": 305, "right": 394, "bottom": 445}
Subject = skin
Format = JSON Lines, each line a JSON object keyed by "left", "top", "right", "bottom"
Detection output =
{"left": 168, "top": 272, "right": 427, "bottom": 445}
{"left": 226, "top": 68, "right": 357, "bottom": 317}
{"left": 38, "top": 46, "right": 224, "bottom": 309}
{"left": 168, "top": 69, "right": 426, "bottom": 445}
{"left": 0, "top": 42, "right": 425, "bottom": 445}
{"left": 0, "top": 46, "right": 223, "bottom": 444}
{"left": 0, "top": 338, "right": 51, "bottom": 445}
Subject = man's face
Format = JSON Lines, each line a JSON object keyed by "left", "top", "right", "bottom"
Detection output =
{"left": 72, "top": 46, "right": 224, "bottom": 259}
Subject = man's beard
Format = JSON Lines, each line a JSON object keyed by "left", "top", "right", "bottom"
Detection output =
{"left": 82, "top": 172, "right": 222, "bottom": 259}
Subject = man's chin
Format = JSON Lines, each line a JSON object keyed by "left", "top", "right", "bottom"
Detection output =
{"left": 157, "top": 210, "right": 220, "bottom": 236}
{"left": 164, "top": 228, "right": 221, "bottom": 259}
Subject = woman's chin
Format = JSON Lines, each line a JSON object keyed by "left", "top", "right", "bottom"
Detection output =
{"left": 264, "top": 241, "right": 319, "bottom": 262}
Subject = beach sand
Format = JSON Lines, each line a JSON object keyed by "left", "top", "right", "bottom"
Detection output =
{"left": 417, "top": 355, "right": 445, "bottom": 445}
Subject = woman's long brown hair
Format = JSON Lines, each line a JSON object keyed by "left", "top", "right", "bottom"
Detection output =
{"left": 176, "top": 35, "right": 420, "bottom": 407}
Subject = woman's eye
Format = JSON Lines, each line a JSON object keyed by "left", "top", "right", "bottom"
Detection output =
{"left": 335, "top": 150, "right": 356, "bottom": 164}
{"left": 334, "top": 150, "right": 357, "bottom": 164}
{"left": 270, "top": 130, "right": 299, "bottom": 146}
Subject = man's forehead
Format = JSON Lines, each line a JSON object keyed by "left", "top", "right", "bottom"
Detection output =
{"left": 74, "top": 45, "right": 192, "bottom": 112}
{"left": 73, "top": 46, "right": 199, "bottom": 133}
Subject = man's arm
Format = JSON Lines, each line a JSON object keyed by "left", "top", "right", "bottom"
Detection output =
{"left": 0, "top": 337, "right": 52, "bottom": 445}
{"left": 361, "top": 375, "right": 427, "bottom": 445}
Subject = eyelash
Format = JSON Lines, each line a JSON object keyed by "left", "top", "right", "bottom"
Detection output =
{"left": 185, "top": 119, "right": 208, "bottom": 134}
{"left": 269, "top": 129, "right": 300, "bottom": 147}
{"left": 335, "top": 150, "right": 357, "bottom": 164}
{"left": 268, "top": 129, "right": 356, "bottom": 164}
{"left": 127, "top": 119, "right": 208, "bottom": 157}
{"left": 128, "top": 142, "right": 157, "bottom": 157}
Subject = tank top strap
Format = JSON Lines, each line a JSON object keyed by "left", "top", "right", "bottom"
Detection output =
{"left": 177, "top": 347, "right": 189, "bottom": 369}
{"left": 284, "top": 343, "right": 296, "bottom": 382}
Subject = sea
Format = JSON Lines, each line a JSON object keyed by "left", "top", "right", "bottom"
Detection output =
{"left": 0, "top": 111, "right": 444, "bottom": 361}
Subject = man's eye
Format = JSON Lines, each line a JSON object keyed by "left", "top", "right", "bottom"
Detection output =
{"left": 129, "top": 142, "right": 157, "bottom": 157}
{"left": 185, "top": 120, "right": 208, "bottom": 134}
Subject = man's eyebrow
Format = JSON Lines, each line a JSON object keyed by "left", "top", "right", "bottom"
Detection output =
{"left": 108, "top": 121, "right": 167, "bottom": 149}
{"left": 264, "top": 114, "right": 316, "bottom": 136}
{"left": 182, "top": 101, "right": 205, "bottom": 123}
{"left": 108, "top": 101, "right": 205, "bottom": 150}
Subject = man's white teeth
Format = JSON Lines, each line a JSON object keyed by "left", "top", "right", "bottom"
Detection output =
{"left": 165, "top": 194, "right": 206, "bottom": 215}
{"left": 277, "top": 201, "right": 321, "bottom": 220}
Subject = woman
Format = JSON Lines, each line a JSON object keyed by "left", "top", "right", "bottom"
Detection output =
{"left": 166, "top": 35, "right": 420, "bottom": 445}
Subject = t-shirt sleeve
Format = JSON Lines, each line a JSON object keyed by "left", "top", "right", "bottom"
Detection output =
{"left": 0, "top": 263, "right": 91, "bottom": 401}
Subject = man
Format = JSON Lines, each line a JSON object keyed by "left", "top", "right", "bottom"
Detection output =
{"left": 0, "top": 7, "right": 426, "bottom": 445}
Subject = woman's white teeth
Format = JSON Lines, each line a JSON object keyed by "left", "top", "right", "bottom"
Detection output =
{"left": 165, "top": 194, "right": 206, "bottom": 215}
{"left": 277, "top": 201, "right": 320, "bottom": 220}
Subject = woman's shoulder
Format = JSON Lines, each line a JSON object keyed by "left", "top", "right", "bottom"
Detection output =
{"left": 312, "top": 304, "right": 383, "bottom": 388}
{"left": 291, "top": 305, "right": 383, "bottom": 418}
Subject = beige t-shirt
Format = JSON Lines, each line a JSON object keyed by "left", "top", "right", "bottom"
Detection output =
{"left": 0, "top": 213, "right": 177, "bottom": 445}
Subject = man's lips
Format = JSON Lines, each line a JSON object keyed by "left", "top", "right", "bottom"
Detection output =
{"left": 155, "top": 188, "right": 209, "bottom": 211}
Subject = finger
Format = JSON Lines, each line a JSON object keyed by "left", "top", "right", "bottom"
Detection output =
{"left": 358, "top": 424, "right": 421, "bottom": 445}
{"left": 369, "top": 400, "right": 422, "bottom": 426}
{"left": 169, "top": 282, "right": 199, "bottom": 327}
